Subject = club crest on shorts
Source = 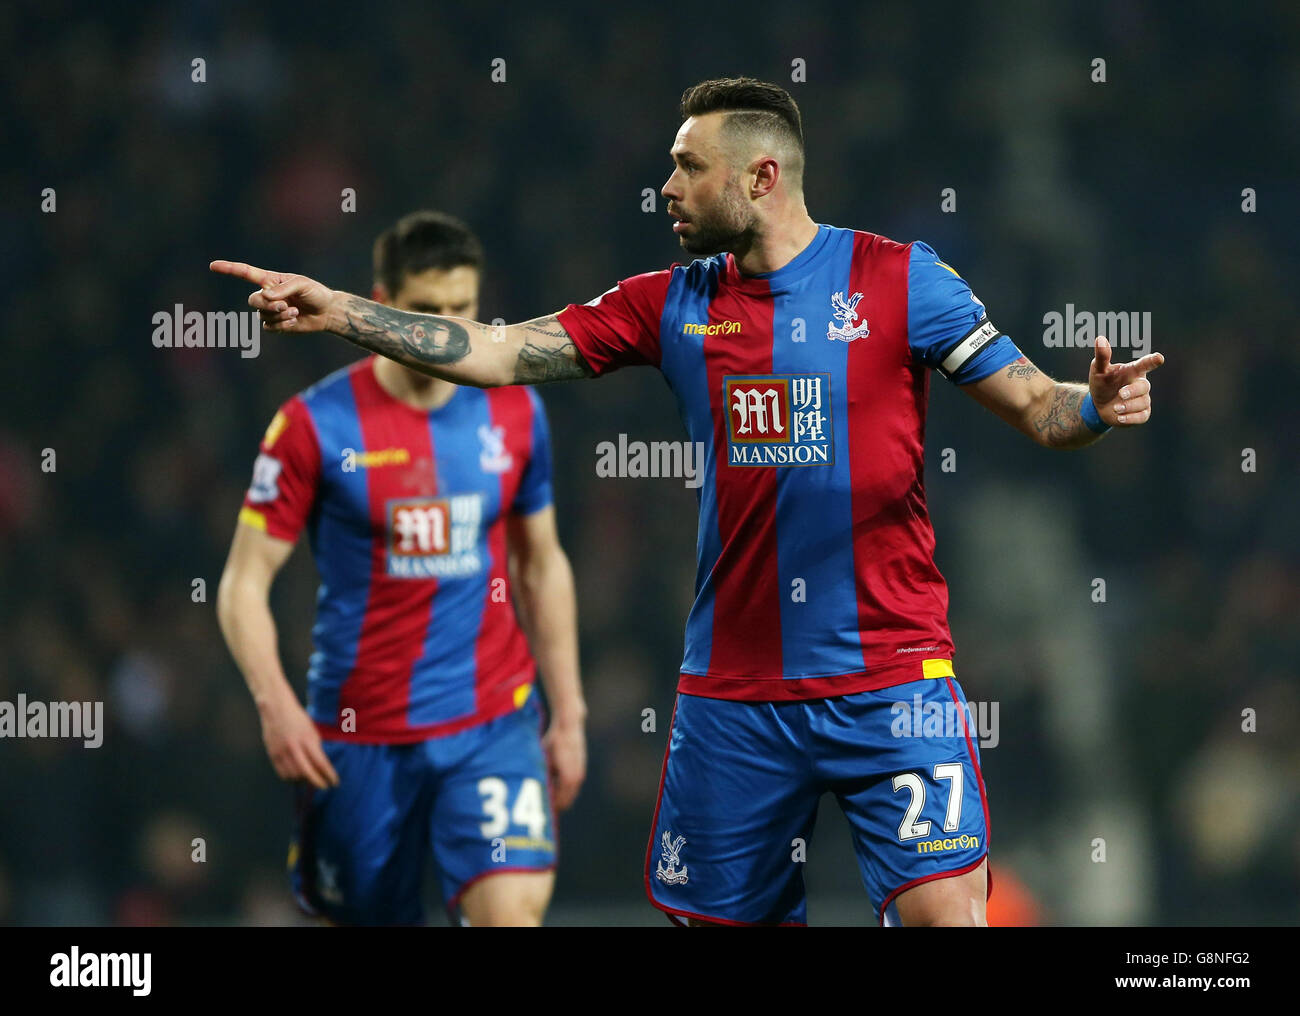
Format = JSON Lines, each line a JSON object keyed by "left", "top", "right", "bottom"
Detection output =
{"left": 827, "top": 291, "right": 870, "bottom": 342}
{"left": 316, "top": 858, "right": 344, "bottom": 905}
{"left": 655, "top": 831, "right": 689, "bottom": 885}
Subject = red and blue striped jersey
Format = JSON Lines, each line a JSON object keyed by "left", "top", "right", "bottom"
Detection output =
{"left": 557, "top": 225, "right": 1022, "bottom": 701}
{"left": 239, "top": 357, "right": 553, "bottom": 742}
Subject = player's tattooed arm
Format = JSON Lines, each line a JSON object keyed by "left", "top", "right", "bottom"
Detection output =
{"left": 961, "top": 355, "right": 1102, "bottom": 449}
{"left": 207, "top": 262, "right": 594, "bottom": 388}
{"left": 1004, "top": 359, "right": 1040, "bottom": 381}
{"left": 961, "top": 338, "right": 1164, "bottom": 445}
{"left": 513, "top": 315, "right": 595, "bottom": 383}
{"left": 331, "top": 296, "right": 592, "bottom": 387}
{"left": 336, "top": 294, "right": 471, "bottom": 366}
{"left": 1030, "top": 383, "right": 1091, "bottom": 448}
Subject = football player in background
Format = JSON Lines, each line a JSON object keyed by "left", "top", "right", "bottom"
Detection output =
{"left": 217, "top": 211, "right": 585, "bottom": 926}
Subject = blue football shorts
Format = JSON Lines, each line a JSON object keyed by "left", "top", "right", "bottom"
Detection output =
{"left": 289, "top": 693, "right": 556, "bottom": 925}
{"left": 645, "top": 676, "right": 991, "bottom": 926}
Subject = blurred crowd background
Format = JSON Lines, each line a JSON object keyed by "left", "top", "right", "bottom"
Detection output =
{"left": 1, "top": 0, "right": 1296, "bottom": 925}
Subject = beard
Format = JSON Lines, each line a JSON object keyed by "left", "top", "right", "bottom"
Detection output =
{"left": 677, "top": 176, "right": 756, "bottom": 256}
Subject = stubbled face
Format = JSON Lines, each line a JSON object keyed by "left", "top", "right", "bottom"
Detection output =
{"left": 661, "top": 113, "right": 757, "bottom": 256}
{"left": 386, "top": 264, "right": 480, "bottom": 318}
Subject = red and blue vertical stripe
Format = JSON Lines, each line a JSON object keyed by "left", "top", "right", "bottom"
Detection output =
{"left": 292, "top": 359, "right": 549, "bottom": 742}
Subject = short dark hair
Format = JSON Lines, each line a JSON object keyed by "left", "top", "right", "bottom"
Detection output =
{"left": 372, "top": 210, "right": 484, "bottom": 298}
{"left": 679, "top": 77, "right": 805, "bottom": 169}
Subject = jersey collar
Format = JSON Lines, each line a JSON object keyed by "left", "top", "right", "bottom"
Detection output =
{"left": 722, "top": 223, "right": 833, "bottom": 295}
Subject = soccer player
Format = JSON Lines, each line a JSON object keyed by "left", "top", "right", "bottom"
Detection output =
{"left": 215, "top": 211, "right": 585, "bottom": 927}
{"left": 213, "top": 78, "right": 1164, "bottom": 926}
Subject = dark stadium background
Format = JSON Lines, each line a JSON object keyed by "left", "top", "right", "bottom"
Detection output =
{"left": 1, "top": 0, "right": 1296, "bottom": 926}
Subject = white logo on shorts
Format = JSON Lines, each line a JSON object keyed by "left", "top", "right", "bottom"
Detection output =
{"left": 316, "top": 858, "right": 343, "bottom": 904}
{"left": 655, "top": 831, "right": 689, "bottom": 885}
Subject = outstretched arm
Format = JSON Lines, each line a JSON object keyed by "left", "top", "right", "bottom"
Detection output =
{"left": 961, "top": 336, "right": 1165, "bottom": 448}
{"left": 209, "top": 260, "right": 592, "bottom": 387}
{"left": 332, "top": 294, "right": 592, "bottom": 386}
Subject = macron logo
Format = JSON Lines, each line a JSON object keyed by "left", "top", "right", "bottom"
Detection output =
{"left": 683, "top": 320, "right": 742, "bottom": 335}
{"left": 50, "top": 947, "right": 151, "bottom": 997}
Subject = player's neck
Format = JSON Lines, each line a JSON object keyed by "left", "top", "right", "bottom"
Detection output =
{"left": 731, "top": 211, "right": 819, "bottom": 276}
{"left": 372, "top": 355, "right": 456, "bottom": 412}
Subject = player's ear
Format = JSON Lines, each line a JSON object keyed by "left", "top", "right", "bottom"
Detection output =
{"left": 749, "top": 156, "right": 779, "bottom": 199}
{"left": 371, "top": 283, "right": 389, "bottom": 304}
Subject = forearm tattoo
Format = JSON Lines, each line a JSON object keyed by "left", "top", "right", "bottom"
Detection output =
{"left": 336, "top": 295, "right": 470, "bottom": 368}
{"left": 513, "top": 317, "right": 594, "bottom": 383}
{"left": 335, "top": 299, "right": 591, "bottom": 384}
{"left": 1033, "top": 384, "right": 1087, "bottom": 446}
{"left": 1004, "top": 358, "right": 1040, "bottom": 380}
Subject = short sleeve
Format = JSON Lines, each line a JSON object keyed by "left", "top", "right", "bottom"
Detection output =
{"left": 555, "top": 269, "right": 673, "bottom": 376}
{"left": 238, "top": 396, "right": 321, "bottom": 542}
{"left": 511, "top": 389, "right": 554, "bottom": 516}
{"left": 907, "top": 241, "right": 1022, "bottom": 384}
